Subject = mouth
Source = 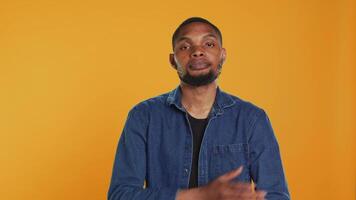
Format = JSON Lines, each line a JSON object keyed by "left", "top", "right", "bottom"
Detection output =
{"left": 188, "top": 60, "right": 211, "bottom": 71}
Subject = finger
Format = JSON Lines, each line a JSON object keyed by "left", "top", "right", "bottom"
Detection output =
{"left": 225, "top": 192, "right": 255, "bottom": 200}
{"left": 224, "top": 183, "right": 254, "bottom": 198}
{"left": 218, "top": 166, "right": 243, "bottom": 182}
{"left": 221, "top": 184, "right": 254, "bottom": 199}
{"left": 256, "top": 191, "right": 267, "bottom": 200}
{"left": 230, "top": 182, "right": 253, "bottom": 191}
{"left": 238, "top": 192, "right": 255, "bottom": 200}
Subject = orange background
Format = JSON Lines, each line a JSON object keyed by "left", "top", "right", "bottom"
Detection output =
{"left": 1, "top": 0, "right": 355, "bottom": 199}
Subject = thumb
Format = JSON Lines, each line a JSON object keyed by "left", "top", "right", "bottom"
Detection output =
{"left": 218, "top": 166, "right": 243, "bottom": 182}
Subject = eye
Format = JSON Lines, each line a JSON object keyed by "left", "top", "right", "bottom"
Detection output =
{"left": 206, "top": 42, "right": 215, "bottom": 47}
{"left": 180, "top": 45, "right": 190, "bottom": 50}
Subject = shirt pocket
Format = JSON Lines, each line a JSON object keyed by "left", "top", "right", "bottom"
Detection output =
{"left": 211, "top": 143, "right": 250, "bottom": 182}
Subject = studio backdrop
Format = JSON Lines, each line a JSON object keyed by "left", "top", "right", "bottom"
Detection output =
{"left": 0, "top": 0, "right": 355, "bottom": 199}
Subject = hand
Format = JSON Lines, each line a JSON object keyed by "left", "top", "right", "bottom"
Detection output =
{"left": 199, "top": 166, "right": 266, "bottom": 200}
{"left": 176, "top": 166, "right": 266, "bottom": 200}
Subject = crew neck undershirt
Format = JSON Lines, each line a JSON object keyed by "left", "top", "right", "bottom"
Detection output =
{"left": 187, "top": 113, "right": 209, "bottom": 188}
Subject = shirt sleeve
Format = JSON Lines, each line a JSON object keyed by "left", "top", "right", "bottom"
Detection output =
{"left": 248, "top": 110, "right": 291, "bottom": 200}
{"left": 107, "top": 105, "right": 178, "bottom": 200}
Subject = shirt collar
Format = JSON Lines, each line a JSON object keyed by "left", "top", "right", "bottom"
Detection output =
{"left": 166, "top": 85, "right": 235, "bottom": 116}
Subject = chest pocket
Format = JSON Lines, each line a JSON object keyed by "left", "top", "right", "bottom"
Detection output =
{"left": 211, "top": 143, "right": 250, "bottom": 182}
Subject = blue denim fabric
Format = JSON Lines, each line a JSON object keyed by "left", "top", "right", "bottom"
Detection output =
{"left": 108, "top": 86, "right": 290, "bottom": 200}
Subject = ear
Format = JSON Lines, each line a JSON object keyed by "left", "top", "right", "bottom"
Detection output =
{"left": 169, "top": 53, "right": 177, "bottom": 70}
{"left": 221, "top": 48, "right": 226, "bottom": 64}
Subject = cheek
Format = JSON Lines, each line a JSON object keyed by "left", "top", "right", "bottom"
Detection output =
{"left": 208, "top": 52, "right": 222, "bottom": 63}
{"left": 175, "top": 54, "right": 189, "bottom": 65}
{"left": 173, "top": 57, "right": 186, "bottom": 71}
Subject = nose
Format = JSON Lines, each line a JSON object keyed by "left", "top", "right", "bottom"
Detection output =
{"left": 191, "top": 46, "right": 205, "bottom": 58}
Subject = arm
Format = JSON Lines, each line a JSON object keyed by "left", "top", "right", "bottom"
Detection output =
{"left": 249, "top": 110, "right": 291, "bottom": 200}
{"left": 107, "top": 106, "right": 178, "bottom": 200}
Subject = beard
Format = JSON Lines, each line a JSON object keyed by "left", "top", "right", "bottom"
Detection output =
{"left": 178, "top": 63, "right": 222, "bottom": 87}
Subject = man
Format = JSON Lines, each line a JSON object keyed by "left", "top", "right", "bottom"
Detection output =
{"left": 108, "top": 17, "right": 290, "bottom": 200}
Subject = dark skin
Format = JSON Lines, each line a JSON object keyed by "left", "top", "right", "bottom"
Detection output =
{"left": 177, "top": 166, "right": 266, "bottom": 200}
{"left": 169, "top": 22, "right": 226, "bottom": 119}
{"left": 170, "top": 22, "right": 267, "bottom": 200}
{"left": 170, "top": 22, "right": 225, "bottom": 82}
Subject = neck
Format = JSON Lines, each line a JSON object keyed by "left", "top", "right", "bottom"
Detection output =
{"left": 180, "top": 81, "right": 217, "bottom": 119}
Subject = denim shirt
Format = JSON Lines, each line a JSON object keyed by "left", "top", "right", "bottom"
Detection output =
{"left": 108, "top": 86, "right": 290, "bottom": 200}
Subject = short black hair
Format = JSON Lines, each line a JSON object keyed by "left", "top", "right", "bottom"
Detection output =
{"left": 172, "top": 17, "right": 223, "bottom": 49}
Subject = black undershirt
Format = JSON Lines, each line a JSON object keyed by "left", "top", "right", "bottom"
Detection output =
{"left": 187, "top": 113, "right": 209, "bottom": 188}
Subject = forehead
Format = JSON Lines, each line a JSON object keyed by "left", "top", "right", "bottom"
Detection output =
{"left": 176, "top": 22, "right": 219, "bottom": 40}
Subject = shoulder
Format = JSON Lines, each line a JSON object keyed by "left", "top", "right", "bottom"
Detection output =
{"left": 225, "top": 91, "right": 265, "bottom": 116}
{"left": 128, "top": 91, "right": 171, "bottom": 118}
{"left": 222, "top": 91, "right": 274, "bottom": 141}
{"left": 221, "top": 90, "right": 267, "bottom": 128}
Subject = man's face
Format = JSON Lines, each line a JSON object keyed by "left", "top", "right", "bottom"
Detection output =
{"left": 170, "top": 22, "right": 226, "bottom": 86}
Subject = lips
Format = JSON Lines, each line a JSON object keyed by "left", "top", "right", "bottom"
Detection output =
{"left": 188, "top": 59, "right": 211, "bottom": 70}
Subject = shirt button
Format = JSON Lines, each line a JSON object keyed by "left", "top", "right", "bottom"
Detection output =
{"left": 184, "top": 168, "right": 189, "bottom": 174}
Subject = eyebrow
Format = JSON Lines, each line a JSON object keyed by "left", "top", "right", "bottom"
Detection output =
{"left": 176, "top": 33, "right": 218, "bottom": 44}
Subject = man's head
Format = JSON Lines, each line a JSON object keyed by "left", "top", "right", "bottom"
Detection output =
{"left": 170, "top": 17, "right": 226, "bottom": 87}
